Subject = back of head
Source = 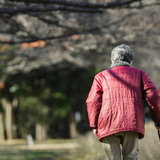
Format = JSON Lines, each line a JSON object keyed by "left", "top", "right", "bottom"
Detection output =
{"left": 111, "top": 44, "right": 134, "bottom": 63}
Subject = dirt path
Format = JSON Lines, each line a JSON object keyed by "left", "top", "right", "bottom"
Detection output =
{"left": 0, "top": 139, "right": 78, "bottom": 150}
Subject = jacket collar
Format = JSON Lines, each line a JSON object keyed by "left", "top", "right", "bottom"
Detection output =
{"left": 109, "top": 61, "right": 131, "bottom": 69}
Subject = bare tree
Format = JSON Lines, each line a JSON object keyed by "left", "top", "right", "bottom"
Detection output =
{"left": 0, "top": 0, "right": 155, "bottom": 75}
{"left": 0, "top": 0, "right": 160, "bottom": 140}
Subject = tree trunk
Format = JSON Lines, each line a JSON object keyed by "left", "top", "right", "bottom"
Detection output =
{"left": 35, "top": 123, "right": 47, "bottom": 141}
{"left": 69, "top": 113, "right": 77, "bottom": 138}
{"left": 6, "top": 99, "right": 12, "bottom": 141}
{"left": 12, "top": 97, "right": 20, "bottom": 138}
{"left": 41, "top": 124, "right": 47, "bottom": 140}
{"left": 0, "top": 112, "right": 5, "bottom": 141}
{"left": 1, "top": 98, "right": 13, "bottom": 141}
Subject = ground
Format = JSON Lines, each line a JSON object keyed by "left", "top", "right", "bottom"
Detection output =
{"left": 0, "top": 121, "right": 160, "bottom": 160}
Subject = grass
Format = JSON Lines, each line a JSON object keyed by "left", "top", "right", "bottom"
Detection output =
{"left": 0, "top": 147, "right": 78, "bottom": 160}
{"left": 0, "top": 121, "right": 160, "bottom": 160}
{"left": 0, "top": 139, "right": 78, "bottom": 160}
{"left": 0, "top": 150, "right": 56, "bottom": 160}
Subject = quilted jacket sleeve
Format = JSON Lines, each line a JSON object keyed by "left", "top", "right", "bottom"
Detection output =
{"left": 86, "top": 74, "right": 103, "bottom": 128}
{"left": 142, "top": 71, "right": 160, "bottom": 122}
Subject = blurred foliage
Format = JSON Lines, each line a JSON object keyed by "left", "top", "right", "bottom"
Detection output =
{"left": 0, "top": 65, "right": 153, "bottom": 139}
{"left": 5, "top": 67, "right": 101, "bottom": 138}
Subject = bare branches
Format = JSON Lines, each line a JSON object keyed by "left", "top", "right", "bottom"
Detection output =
{"left": 0, "top": 27, "right": 99, "bottom": 44}
{"left": 0, "top": 0, "right": 141, "bottom": 16}
{"left": 8, "top": 0, "right": 139, "bottom": 8}
{"left": 0, "top": 0, "right": 158, "bottom": 45}
{"left": 0, "top": 6, "right": 102, "bottom": 16}
{"left": 136, "top": 2, "right": 160, "bottom": 8}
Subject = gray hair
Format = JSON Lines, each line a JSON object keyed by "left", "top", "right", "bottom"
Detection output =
{"left": 111, "top": 44, "right": 134, "bottom": 63}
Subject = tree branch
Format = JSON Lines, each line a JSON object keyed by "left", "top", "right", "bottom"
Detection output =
{"left": 34, "top": 15, "right": 78, "bottom": 31}
{"left": 0, "top": 6, "right": 102, "bottom": 16}
{"left": 8, "top": 0, "right": 139, "bottom": 8}
{"left": 0, "top": 27, "right": 99, "bottom": 44}
{"left": 130, "top": 2, "right": 160, "bottom": 8}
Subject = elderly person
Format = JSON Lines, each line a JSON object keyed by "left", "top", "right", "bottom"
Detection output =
{"left": 86, "top": 44, "right": 160, "bottom": 160}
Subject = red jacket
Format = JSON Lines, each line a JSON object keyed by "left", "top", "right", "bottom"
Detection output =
{"left": 86, "top": 66, "right": 160, "bottom": 141}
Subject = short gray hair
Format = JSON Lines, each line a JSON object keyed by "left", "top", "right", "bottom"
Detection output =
{"left": 111, "top": 44, "right": 134, "bottom": 63}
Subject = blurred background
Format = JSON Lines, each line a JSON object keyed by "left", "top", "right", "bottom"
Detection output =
{"left": 0, "top": 0, "right": 160, "bottom": 159}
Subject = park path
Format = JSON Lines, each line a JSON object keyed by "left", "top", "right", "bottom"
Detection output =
{"left": 19, "top": 142, "right": 78, "bottom": 150}
{"left": 0, "top": 139, "right": 78, "bottom": 150}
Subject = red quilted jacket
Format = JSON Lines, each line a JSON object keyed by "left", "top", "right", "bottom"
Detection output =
{"left": 86, "top": 66, "right": 160, "bottom": 142}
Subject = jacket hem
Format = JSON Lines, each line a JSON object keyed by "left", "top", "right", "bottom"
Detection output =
{"left": 98, "top": 128, "right": 144, "bottom": 142}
